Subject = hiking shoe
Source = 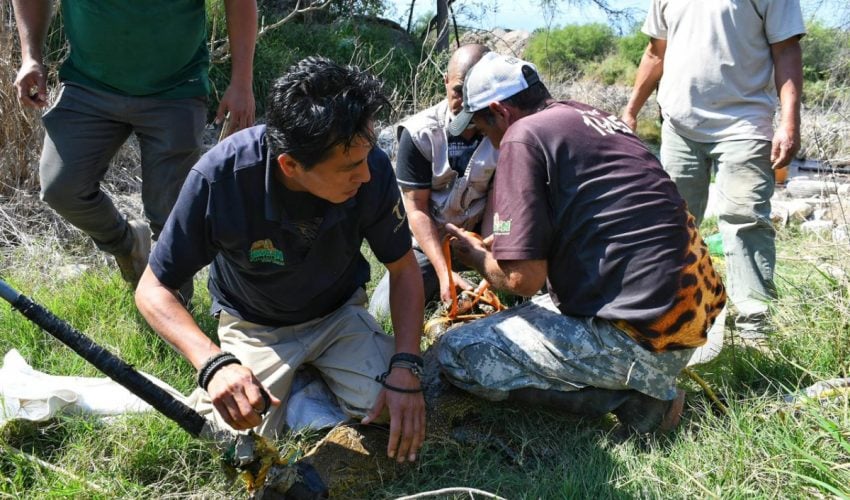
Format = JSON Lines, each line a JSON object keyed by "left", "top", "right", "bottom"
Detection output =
{"left": 114, "top": 220, "right": 151, "bottom": 287}
{"left": 613, "top": 389, "right": 685, "bottom": 435}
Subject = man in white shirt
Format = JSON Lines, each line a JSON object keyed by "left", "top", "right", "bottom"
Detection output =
{"left": 621, "top": 0, "right": 805, "bottom": 345}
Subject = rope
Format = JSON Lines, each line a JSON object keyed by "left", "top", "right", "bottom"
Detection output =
{"left": 395, "top": 487, "right": 507, "bottom": 500}
{"left": 424, "top": 236, "right": 506, "bottom": 337}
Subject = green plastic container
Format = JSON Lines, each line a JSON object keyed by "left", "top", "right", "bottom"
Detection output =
{"left": 705, "top": 233, "right": 724, "bottom": 257}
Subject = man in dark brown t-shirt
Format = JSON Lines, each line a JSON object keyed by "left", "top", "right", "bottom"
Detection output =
{"left": 437, "top": 52, "right": 726, "bottom": 435}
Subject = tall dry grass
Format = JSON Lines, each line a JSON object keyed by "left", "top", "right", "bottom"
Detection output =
{"left": 0, "top": 30, "right": 42, "bottom": 195}
{"left": 800, "top": 69, "right": 850, "bottom": 166}
{"left": 0, "top": 15, "right": 142, "bottom": 259}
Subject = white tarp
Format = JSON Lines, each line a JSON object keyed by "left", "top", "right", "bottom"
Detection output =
{"left": 0, "top": 349, "right": 346, "bottom": 431}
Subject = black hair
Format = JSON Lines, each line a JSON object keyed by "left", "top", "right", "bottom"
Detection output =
{"left": 265, "top": 57, "right": 390, "bottom": 169}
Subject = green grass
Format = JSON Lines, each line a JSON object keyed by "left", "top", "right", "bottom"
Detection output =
{"left": 1, "top": 223, "right": 849, "bottom": 498}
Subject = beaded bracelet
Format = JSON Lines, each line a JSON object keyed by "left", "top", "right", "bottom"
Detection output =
{"left": 374, "top": 352, "right": 425, "bottom": 393}
{"left": 197, "top": 351, "right": 241, "bottom": 391}
{"left": 375, "top": 370, "right": 423, "bottom": 393}
{"left": 389, "top": 352, "right": 424, "bottom": 373}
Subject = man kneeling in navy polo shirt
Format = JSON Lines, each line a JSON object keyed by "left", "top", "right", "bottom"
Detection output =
{"left": 135, "top": 57, "right": 426, "bottom": 463}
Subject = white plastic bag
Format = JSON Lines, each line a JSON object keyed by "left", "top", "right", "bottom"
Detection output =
{"left": 0, "top": 349, "right": 153, "bottom": 426}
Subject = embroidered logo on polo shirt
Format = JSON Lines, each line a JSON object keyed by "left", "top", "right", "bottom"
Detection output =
{"left": 249, "top": 239, "right": 285, "bottom": 266}
{"left": 392, "top": 197, "right": 407, "bottom": 233}
{"left": 493, "top": 212, "right": 511, "bottom": 235}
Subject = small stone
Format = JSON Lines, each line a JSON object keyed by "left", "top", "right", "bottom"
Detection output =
{"left": 801, "top": 220, "right": 833, "bottom": 237}
{"left": 833, "top": 225, "right": 849, "bottom": 244}
{"left": 56, "top": 264, "right": 89, "bottom": 281}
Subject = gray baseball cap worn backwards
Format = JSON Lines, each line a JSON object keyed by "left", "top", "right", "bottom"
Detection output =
{"left": 447, "top": 52, "right": 540, "bottom": 136}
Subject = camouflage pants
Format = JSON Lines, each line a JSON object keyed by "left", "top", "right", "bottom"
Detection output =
{"left": 437, "top": 294, "right": 693, "bottom": 402}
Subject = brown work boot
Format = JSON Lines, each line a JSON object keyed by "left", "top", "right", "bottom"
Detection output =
{"left": 508, "top": 387, "right": 632, "bottom": 419}
{"left": 114, "top": 220, "right": 151, "bottom": 287}
{"left": 613, "top": 389, "right": 685, "bottom": 435}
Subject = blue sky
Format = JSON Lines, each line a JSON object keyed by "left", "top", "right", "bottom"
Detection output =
{"left": 384, "top": 0, "right": 646, "bottom": 32}
{"left": 385, "top": 0, "right": 847, "bottom": 33}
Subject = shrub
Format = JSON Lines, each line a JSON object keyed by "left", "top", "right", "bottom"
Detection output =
{"left": 616, "top": 25, "right": 649, "bottom": 66}
{"left": 583, "top": 54, "right": 637, "bottom": 86}
{"left": 526, "top": 23, "right": 616, "bottom": 76}
{"left": 801, "top": 21, "right": 847, "bottom": 82}
{"left": 208, "top": 17, "right": 423, "bottom": 120}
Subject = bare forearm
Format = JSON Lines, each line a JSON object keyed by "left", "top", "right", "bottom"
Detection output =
{"left": 622, "top": 40, "right": 665, "bottom": 127}
{"left": 773, "top": 41, "right": 803, "bottom": 136}
{"left": 408, "top": 210, "right": 449, "bottom": 279}
{"left": 12, "top": 0, "right": 51, "bottom": 62}
{"left": 466, "top": 250, "right": 523, "bottom": 295}
{"left": 135, "top": 270, "right": 219, "bottom": 369}
{"left": 387, "top": 252, "right": 425, "bottom": 355}
{"left": 461, "top": 250, "right": 539, "bottom": 299}
{"left": 224, "top": 0, "right": 257, "bottom": 88}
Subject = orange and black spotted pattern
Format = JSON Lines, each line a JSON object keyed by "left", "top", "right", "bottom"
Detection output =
{"left": 615, "top": 214, "right": 727, "bottom": 352}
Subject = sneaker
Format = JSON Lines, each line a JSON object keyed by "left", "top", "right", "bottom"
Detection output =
{"left": 114, "top": 220, "right": 151, "bottom": 286}
{"left": 613, "top": 389, "right": 685, "bottom": 435}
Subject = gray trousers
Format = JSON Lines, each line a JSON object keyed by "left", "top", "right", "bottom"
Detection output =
{"left": 660, "top": 123, "right": 776, "bottom": 334}
{"left": 438, "top": 294, "right": 692, "bottom": 402}
{"left": 39, "top": 82, "right": 206, "bottom": 255}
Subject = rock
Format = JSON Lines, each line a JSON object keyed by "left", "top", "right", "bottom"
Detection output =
{"left": 788, "top": 200, "right": 815, "bottom": 222}
{"left": 56, "top": 264, "right": 89, "bottom": 281}
{"left": 376, "top": 125, "right": 396, "bottom": 161}
{"left": 786, "top": 178, "right": 837, "bottom": 198}
{"left": 801, "top": 219, "right": 833, "bottom": 237}
{"left": 459, "top": 28, "right": 532, "bottom": 57}
{"left": 772, "top": 199, "right": 813, "bottom": 223}
{"left": 833, "top": 225, "right": 849, "bottom": 244}
{"left": 770, "top": 205, "right": 789, "bottom": 226}
{"left": 816, "top": 263, "right": 847, "bottom": 281}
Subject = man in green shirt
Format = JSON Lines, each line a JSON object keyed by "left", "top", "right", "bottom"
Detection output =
{"left": 11, "top": 0, "right": 257, "bottom": 301}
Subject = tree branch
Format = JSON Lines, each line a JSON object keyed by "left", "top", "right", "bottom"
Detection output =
{"left": 211, "top": 0, "right": 334, "bottom": 63}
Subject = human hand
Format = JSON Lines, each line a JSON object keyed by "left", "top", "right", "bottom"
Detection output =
{"left": 771, "top": 124, "right": 800, "bottom": 169}
{"left": 362, "top": 368, "right": 425, "bottom": 462}
{"left": 207, "top": 363, "right": 280, "bottom": 430}
{"left": 445, "top": 223, "right": 491, "bottom": 271}
{"left": 216, "top": 83, "right": 255, "bottom": 138}
{"left": 439, "top": 271, "right": 473, "bottom": 305}
{"left": 14, "top": 58, "right": 48, "bottom": 109}
{"left": 621, "top": 110, "right": 638, "bottom": 132}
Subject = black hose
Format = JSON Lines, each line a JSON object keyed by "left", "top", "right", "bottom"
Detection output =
{"left": 0, "top": 279, "right": 207, "bottom": 437}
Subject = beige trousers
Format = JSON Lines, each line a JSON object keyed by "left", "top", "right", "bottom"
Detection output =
{"left": 187, "top": 289, "right": 394, "bottom": 438}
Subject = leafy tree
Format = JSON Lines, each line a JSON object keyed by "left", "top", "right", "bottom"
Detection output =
{"left": 535, "top": 0, "right": 640, "bottom": 31}
{"left": 801, "top": 20, "right": 849, "bottom": 82}
{"left": 525, "top": 23, "right": 616, "bottom": 75}
{"left": 616, "top": 24, "right": 649, "bottom": 66}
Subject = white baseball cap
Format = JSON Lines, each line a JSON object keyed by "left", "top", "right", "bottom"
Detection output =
{"left": 447, "top": 52, "right": 540, "bottom": 136}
